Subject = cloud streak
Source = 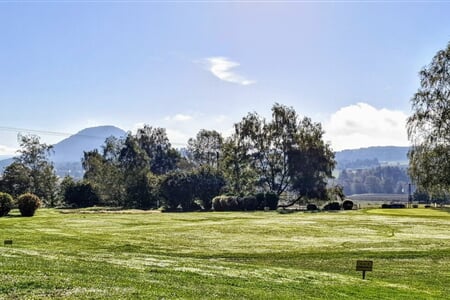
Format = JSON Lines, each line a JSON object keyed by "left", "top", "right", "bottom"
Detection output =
{"left": 0, "top": 145, "right": 17, "bottom": 156}
{"left": 204, "top": 57, "right": 256, "bottom": 86}
{"left": 323, "top": 102, "right": 409, "bottom": 151}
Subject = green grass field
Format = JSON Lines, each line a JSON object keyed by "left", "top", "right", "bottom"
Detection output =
{"left": 1, "top": 208, "right": 450, "bottom": 299}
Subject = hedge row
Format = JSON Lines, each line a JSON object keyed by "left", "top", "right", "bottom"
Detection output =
{"left": 212, "top": 192, "right": 279, "bottom": 211}
{"left": 314, "top": 200, "right": 354, "bottom": 211}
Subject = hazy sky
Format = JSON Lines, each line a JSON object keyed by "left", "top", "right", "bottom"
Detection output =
{"left": 1, "top": 1, "right": 449, "bottom": 156}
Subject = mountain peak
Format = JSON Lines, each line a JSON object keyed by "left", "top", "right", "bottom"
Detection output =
{"left": 75, "top": 125, "right": 127, "bottom": 137}
{"left": 50, "top": 125, "right": 127, "bottom": 163}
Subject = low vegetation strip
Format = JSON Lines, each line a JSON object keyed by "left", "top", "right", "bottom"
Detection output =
{"left": 1, "top": 209, "right": 450, "bottom": 299}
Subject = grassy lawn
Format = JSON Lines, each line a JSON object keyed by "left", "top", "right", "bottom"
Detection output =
{"left": 1, "top": 208, "right": 450, "bottom": 299}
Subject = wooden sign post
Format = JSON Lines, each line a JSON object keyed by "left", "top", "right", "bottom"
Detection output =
{"left": 356, "top": 260, "right": 373, "bottom": 279}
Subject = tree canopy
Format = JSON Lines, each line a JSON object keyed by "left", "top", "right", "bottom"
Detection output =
{"left": 407, "top": 42, "right": 450, "bottom": 195}
{"left": 1, "top": 104, "right": 339, "bottom": 210}
{"left": 1, "top": 135, "right": 58, "bottom": 206}
{"left": 222, "top": 103, "right": 335, "bottom": 204}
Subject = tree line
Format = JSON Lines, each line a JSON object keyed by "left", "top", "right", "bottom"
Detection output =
{"left": 0, "top": 103, "right": 336, "bottom": 211}
{"left": 2, "top": 41, "right": 448, "bottom": 209}
{"left": 337, "top": 166, "right": 410, "bottom": 196}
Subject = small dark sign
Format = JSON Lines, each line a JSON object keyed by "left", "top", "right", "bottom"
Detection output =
{"left": 356, "top": 260, "right": 373, "bottom": 271}
{"left": 4, "top": 240, "right": 13, "bottom": 246}
{"left": 356, "top": 260, "right": 373, "bottom": 279}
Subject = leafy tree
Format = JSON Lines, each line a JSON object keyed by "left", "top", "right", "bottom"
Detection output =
{"left": 64, "top": 181, "right": 99, "bottom": 208}
{"left": 234, "top": 103, "right": 297, "bottom": 195}
{"left": 160, "top": 172, "right": 196, "bottom": 211}
{"left": 1, "top": 161, "right": 32, "bottom": 198}
{"left": 220, "top": 134, "right": 257, "bottom": 195}
{"left": 230, "top": 103, "right": 335, "bottom": 201}
{"left": 119, "top": 134, "right": 160, "bottom": 209}
{"left": 82, "top": 132, "right": 166, "bottom": 209}
{"left": 187, "top": 129, "right": 223, "bottom": 168}
{"left": 136, "top": 125, "right": 179, "bottom": 175}
{"left": 124, "top": 172, "right": 160, "bottom": 209}
{"left": 287, "top": 117, "right": 335, "bottom": 203}
{"left": 11, "top": 134, "right": 58, "bottom": 206}
{"left": 407, "top": 41, "right": 450, "bottom": 195}
{"left": 83, "top": 149, "right": 124, "bottom": 206}
{"left": 192, "top": 167, "right": 226, "bottom": 210}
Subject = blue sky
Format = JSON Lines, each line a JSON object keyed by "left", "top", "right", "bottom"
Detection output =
{"left": 1, "top": 1, "right": 449, "bottom": 156}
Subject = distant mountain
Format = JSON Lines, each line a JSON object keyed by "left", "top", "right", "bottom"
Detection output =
{"left": 50, "top": 125, "right": 127, "bottom": 163}
{"left": 51, "top": 126, "right": 127, "bottom": 177}
{"left": 0, "top": 125, "right": 127, "bottom": 178}
{"left": 335, "top": 146, "right": 410, "bottom": 170}
{"left": 0, "top": 158, "right": 13, "bottom": 173}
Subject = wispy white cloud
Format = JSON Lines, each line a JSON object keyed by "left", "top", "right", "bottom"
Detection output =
{"left": 323, "top": 102, "right": 409, "bottom": 151}
{"left": 203, "top": 57, "right": 256, "bottom": 86}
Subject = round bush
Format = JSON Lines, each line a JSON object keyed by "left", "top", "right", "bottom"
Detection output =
{"left": 17, "top": 193, "right": 41, "bottom": 217}
{"left": 306, "top": 203, "right": 318, "bottom": 211}
{"left": 323, "top": 202, "right": 341, "bottom": 211}
{"left": 212, "top": 195, "right": 226, "bottom": 211}
{"left": 265, "top": 192, "right": 279, "bottom": 210}
{"left": 0, "top": 192, "right": 14, "bottom": 217}
{"left": 255, "top": 193, "right": 266, "bottom": 210}
{"left": 226, "top": 196, "right": 240, "bottom": 211}
{"left": 342, "top": 200, "right": 354, "bottom": 210}
{"left": 241, "top": 195, "right": 258, "bottom": 211}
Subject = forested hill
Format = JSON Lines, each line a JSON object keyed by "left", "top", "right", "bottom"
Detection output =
{"left": 335, "top": 146, "right": 410, "bottom": 170}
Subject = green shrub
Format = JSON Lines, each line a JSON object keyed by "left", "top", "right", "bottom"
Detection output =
{"left": 342, "top": 200, "right": 354, "bottom": 210}
{"left": 193, "top": 168, "right": 226, "bottom": 210}
{"left": 323, "top": 202, "right": 341, "bottom": 211}
{"left": 225, "top": 196, "right": 240, "bottom": 211}
{"left": 212, "top": 195, "right": 245, "bottom": 211}
{"left": 64, "top": 182, "right": 99, "bottom": 208}
{"left": 255, "top": 193, "right": 266, "bottom": 210}
{"left": 219, "top": 196, "right": 229, "bottom": 210}
{"left": 0, "top": 192, "right": 14, "bottom": 217}
{"left": 306, "top": 203, "right": 318, "bottom": 211}
{"left": 17, "top": 193, "right": 41, "bottom": 217}
{"left": 265, "top": 192, "right": 279, "bottom": 210}
{"left": 212, "top": 195, "right": 226, "bottom": 211}
{"left": 241, "top": 195, "right": 258, "bottom": 211}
